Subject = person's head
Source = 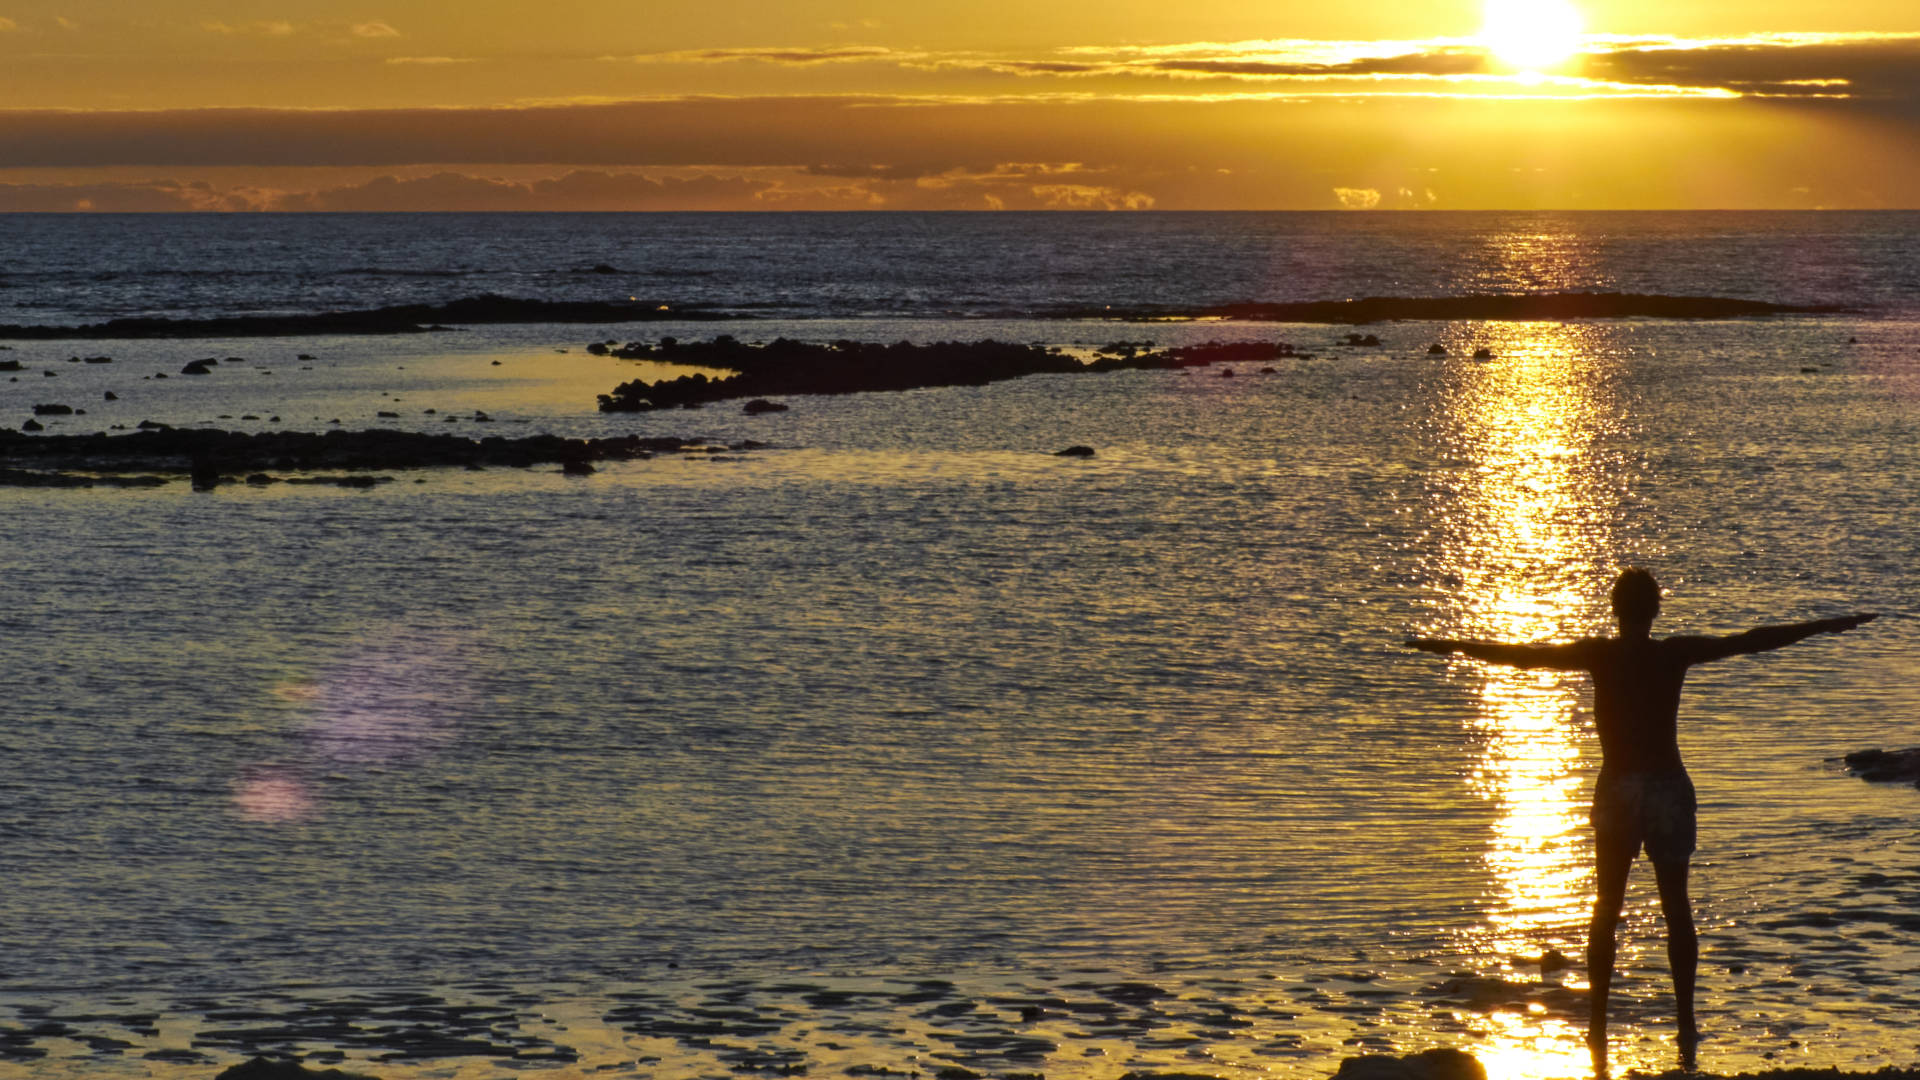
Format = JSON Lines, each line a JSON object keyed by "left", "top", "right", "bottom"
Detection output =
{"left": 1610, "top": 567, "right": 1661, "bottom": 626}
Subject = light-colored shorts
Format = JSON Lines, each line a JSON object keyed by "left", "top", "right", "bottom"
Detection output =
{"left": 1591, "top": 769, "right": 1696, "bottom": 863}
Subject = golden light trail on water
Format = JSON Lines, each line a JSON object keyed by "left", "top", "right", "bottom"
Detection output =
{"left": 1425, "top": 296, "right": 1630, "bottom": 1079}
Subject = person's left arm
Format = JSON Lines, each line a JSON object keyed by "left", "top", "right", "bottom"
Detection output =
{"left": 1672, "top": 613, "right": 1878, "bottom": 664}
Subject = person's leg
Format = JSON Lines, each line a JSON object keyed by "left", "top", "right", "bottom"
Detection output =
{"left": 1652, "top": 856, "right": 1700, "bottom": 1056}
{"left": 1587, "top": 833, "right": 1635, "bottom": 1072}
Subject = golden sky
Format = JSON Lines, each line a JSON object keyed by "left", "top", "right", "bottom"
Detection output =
{"left": 1, "top": 0, "right": 1916, "bottom": 209}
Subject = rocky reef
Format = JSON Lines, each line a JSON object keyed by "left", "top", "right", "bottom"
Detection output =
{"left": 595, "top": 337, "right": 1303, "bottom": 412}
{"left": 0, "top": 295, "right": 726, "bottom": 341}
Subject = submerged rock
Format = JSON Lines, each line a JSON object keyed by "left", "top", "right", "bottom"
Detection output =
{"left": 1839, "top": 748, "right": 1920, "bottom": 786}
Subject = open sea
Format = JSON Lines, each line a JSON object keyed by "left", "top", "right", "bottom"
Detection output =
{"left": 2, "top": 211, "right": 1919, "bottom": 1080}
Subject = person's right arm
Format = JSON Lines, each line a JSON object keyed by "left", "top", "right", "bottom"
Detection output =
{"left": 1405, "top": 637, "right": 1599, "bottom": 670}
{"left": 1677, "top": 613, "right": 1878, "bottom": 663}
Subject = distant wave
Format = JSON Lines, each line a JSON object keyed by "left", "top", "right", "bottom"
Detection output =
{"left": 0, "top": 291, "right": 1846, "bottom": 340}
{"left": 1050, "top": 292, "right": 1849, "bottom": 323}
{"left": 0, "top": 294, "right": 725, "bottom": 340}
{"left": 337, "top": 267, "right": 479, "bottom": 279}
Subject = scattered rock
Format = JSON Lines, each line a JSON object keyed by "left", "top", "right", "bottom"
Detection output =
{"left": 0, "top": 360, "right": 22, "bottom": 372}
{"left": 1472, "top": 347, "right": 1493, "bottom": 360}
{"left": 377, "top": 411, "right": 400, "bottom": 418}
{"left": 32, "top": 404, "right": 74, "bottom": 415}
{"left": 743, "top": 399, "right": 790, "bottom": 414}
{"left": 1219, "top": 368, "right": 1236, "bottom": 378}
{"left": 181, "top": 359, "right": 215, "bottom": 375}
{"left": 561, "top": 460, "right": 596, "bottom": 476}
{"left": 1838, "top": 748, "right": 1920, "bottom": 785}
{"left": 1428, "top": 343, "right": 1447, "bottom": 355}
{"left": 21, "top": 419, "right": 43, "bottom": 432}
{"left": 1054, "top": 445, "right": 1096, "bottom": 458}
{"left": 82, "top": 355, "right": 113, "bottom": 364}
{"left": 104, "top": 391, "right": 118, "bottom": 401}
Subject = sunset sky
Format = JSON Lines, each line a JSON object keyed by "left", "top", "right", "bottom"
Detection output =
{"left": 1, "top": 0, "right": 1916, "bottom": 210}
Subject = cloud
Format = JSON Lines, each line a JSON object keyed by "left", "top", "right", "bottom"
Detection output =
{"left": 202, "top": 19, "right": 296, "bottom": 36}
{"left": 1581, "top": 33, "right": 1920, "bottom": 101}
{"left": 803, "top": 162, "right": 955, "bottom": 180}
{"left": 1029, "top": 183, "right": 1154, "bottom": 210}
{"left": 0, "top": 17, "right": 17, "bottom": 32}
{"left": 351, "top": 21, "right": 400, "bottom": 38}
{"left": 277, "top": 170, "right": 778, "bottom": 211}
{"left": 2, "top": 88, "right": 1916, "bottom": 210}
{"left": 386, "top": 56, "right": 477, "bottom": 65}
{"left": 0, "top": 178, "right": 271, "bottom": 212}
{"left": 1333, "top": 186, "right": 1381, "bottom": 209}
{"left": 626, "top": 46, "right": 909, "bottom": 65}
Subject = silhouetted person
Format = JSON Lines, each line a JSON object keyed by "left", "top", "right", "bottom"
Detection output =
{"left": 1405, "top": 568, "right": 1875, "bottom": 1074}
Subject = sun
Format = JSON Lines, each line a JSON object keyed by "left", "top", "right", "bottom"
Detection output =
{"left": 1479, "top": 0, "right": 1585, "bottom": 73}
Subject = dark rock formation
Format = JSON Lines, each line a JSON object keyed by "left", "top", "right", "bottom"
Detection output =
{"left": 0, "top": 427, "right": 761, "bottom": 488}
{"left": 742, "top": 399, "right": 790, "bottom": 415}
{"left": 1838, "top": 748, "right": 1920, "bottom": 786}
{"left": 1054, "top": 445, "right": 1096, "bottom": 457}
{"left": 599, "top": 337, "right": 1085, "bottom": 412}
{"left": 1334, "top": 1048, "right": 1486, "bottom": 1080}
{"left": 1472, "top": 347, "right": 1494, "bottom": 360}
{"left": 1428, "top": 343, "right": 1448, "bottom": 355}
{"left": 31, "top": 404, "right": 73, "bottom": 415}
{"left": 214, "top": 1056, "right": 380, "bottom": 1080}
{"left": 181, "top": 359, "right": 215, "bottom": 375}
{"left": 598, "top": 337, "right": 1310, "bottom": 412}
{"left": 0, "top": 359, "right": 22, "bottom": 372}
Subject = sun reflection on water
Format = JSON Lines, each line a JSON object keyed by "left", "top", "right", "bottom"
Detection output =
{"left": 1423, "top": 321, "right": 1631, "bottom": 1080}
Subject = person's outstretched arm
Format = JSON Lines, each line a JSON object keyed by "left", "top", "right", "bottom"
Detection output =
{"left": 1404, "top": 637, "right": 1598, "bottom": 671}
{"left": 1680, "top": 613, "right": 1878, "bottom": 664}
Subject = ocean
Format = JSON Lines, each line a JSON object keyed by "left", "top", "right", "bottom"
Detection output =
{"left": 2, "top": 211, "right": 1918, "bottom": 1080}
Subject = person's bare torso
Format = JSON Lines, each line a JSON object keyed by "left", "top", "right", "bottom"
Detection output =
{"left": 1583, "top": 636, "right": 1695, "bottom": 773}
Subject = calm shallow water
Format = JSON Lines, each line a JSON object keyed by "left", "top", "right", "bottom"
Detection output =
{"left": 4, "top": 307, "right": 1920, "bottom": 1079}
